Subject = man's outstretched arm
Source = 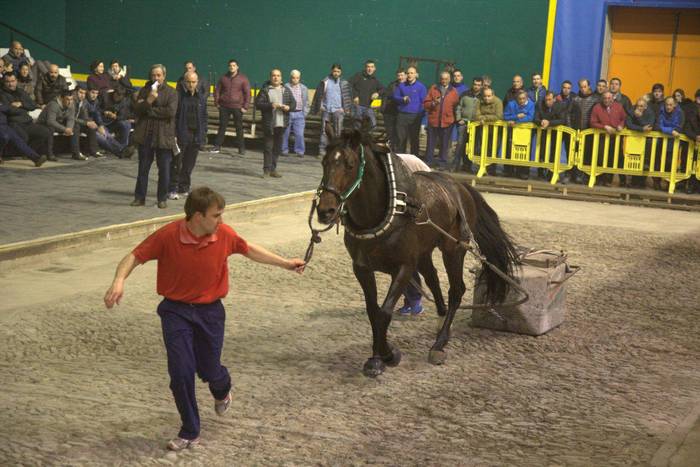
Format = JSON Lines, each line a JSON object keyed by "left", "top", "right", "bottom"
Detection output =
{"left": 244, "top": 242, "right": 305, "bottom": 274}
{"left": 104, "top": 253, "right": 140, "bottom": 308}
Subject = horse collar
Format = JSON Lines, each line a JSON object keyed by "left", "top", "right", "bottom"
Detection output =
{"left": 344, "top": 151, "right": 410, "bottom": 240}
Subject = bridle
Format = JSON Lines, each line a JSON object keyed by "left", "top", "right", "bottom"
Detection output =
{"left": 303, "top": 144, "right": 366, "bottom": 263}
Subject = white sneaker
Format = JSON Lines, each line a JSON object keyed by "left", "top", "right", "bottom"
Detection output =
{"left": 167, "top": 192, "right": 179, "bottom": 200}
{"left": 167, "top": 437, "right": 200, "bottom": 451}
{"left": 215, "top": 391, "right": 232, "bottom": 416}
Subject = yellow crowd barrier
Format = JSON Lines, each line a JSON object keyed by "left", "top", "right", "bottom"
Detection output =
{"left": 577, "top": 128, "right": 696, "bottom": 194}
{"left": 467, "top": 121, "right": 578, "bottom": 184}
{"left": 465, "top": 121, "right": 698, "bottom": 194}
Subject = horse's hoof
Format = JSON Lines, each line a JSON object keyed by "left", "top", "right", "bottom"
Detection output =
{"left": 362, "top": 358, "right": 386, "bottom": 377}
{"left": 428, "top": 349, "right": 447, "bottom": 365}
{"left": 382, "top": 348, "right": 402, "bottom": 367}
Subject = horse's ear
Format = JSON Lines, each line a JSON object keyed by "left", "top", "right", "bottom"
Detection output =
{"left": 324, "top": 122, "right": 335, "bottom": 142}
{"left": 360, "top": 114, "right": 373, "bottom": 134}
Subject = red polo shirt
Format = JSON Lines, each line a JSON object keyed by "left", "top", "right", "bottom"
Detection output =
{"left": 132, "top": 219, "right": 249, "bottom": 304}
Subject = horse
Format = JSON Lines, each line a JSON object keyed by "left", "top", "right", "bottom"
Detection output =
{"left": 315, "top": 122, "right": 518, "bottom": 377}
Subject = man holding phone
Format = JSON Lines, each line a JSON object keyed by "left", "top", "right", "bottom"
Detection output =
{"left": 130, "top": 64, "right": 178, "bottom": 208}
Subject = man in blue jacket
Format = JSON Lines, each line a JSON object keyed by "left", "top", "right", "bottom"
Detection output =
{"left": 503, "top": 90, "right": 535, "bottom": 179}
{"left": 392, "top": 66, "right": 427, "bottom": 155}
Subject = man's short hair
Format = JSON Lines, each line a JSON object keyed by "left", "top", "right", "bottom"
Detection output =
{"left": 652, "top": 83, "right": 665, "bottom": 92}
{"left": 87, "top": 83, "right": 99, "bottom": 92}
{"left": 396, "top": 67, "right": 406, "bottom": 74}
{"left": 597, "top": 79, "right": 607, "bottom": 85}
{"left": 516, "top": 90, "right": 528, "bottom": 98}
{"left": 290, "top": 69, "right": 301, "bottom": 77}
{"left": 472, "top": 76, "right": 483, "bottom": 83}
{"left": 228, "top": 59, "right": 238, "bottom": 65}
{"left": 579, "top": 78, "right": 590, "bottom": 86}
{"left": 406, "top": 65, "right": 417, "bottom": 73}
{"left": 364, "top": 59, "right": 375, "bottom": 65}
{"left": 151, "top": 63, "right": 166, "bottom": 75}
{"left": 185, "top": 187, "right": 226, "bottom": 221}
{"left": 184, "top": 60, "right": 195, "bottom": 67}
{"left": 545, "top": 91, "right": 555, "bottom": 98}
{"left": 60, "top": 89, "right": 72, "bottom": 98}
{"left": 561, "top": 80, "right": 572, "bottom": 87}
{"left": 531, "top": 72, "right": 542, "bottom": 78}
{"left": 610, "top": 77, "right": 622, "bottom": 85}
{"left": 109, "top": 59, "right": 120, "bottom": 67}
{"left": 664, "top": 96, "right": 676, "bottom": 104}
{"left": 90, "top": 60, "right": 102, "bottom": 72}
{"left": 330, "top": 63, "right": 342, "bottom": 70}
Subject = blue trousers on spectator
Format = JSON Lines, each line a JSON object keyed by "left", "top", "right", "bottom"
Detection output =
{"left": 425, "top": 126, "right": 452, "bottom": 168}
{"left": 157, "top": 299, "right": 232, "bottom": 441}
{"left": 108, "top": 120, "right": 132, "bottom": 146}
{"left": 282, "top": 111, "right": 306, "bottom": 155}
{"left": 0, "top": 124, "right": 40, "bottom": 161}
{"left": 97, "top": 127, "right": 126, "bottom": 156}
{"left": 404, "top": 271, "right": 422, "bottom": 305}
{"left": 353, "top": 105, "right": 377, "bottom": 128}
{"left": 134, "top": 139, "right": 172, "bottom": 202}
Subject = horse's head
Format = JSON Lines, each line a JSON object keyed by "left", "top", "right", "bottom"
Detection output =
{"left": 316, "top": 124, "right": 366, "bottom": 224}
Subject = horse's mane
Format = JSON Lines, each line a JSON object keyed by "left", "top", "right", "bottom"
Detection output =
{"left": 327, "top": 117, "right": 390, "bottom": 157}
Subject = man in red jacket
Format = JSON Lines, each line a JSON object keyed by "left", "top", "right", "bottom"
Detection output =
{"left": 422, "top": 71, "right": 459, "bottom": 169}
{"left": 213, "top": 59, "right": 250, "bottom": 155}
{"left": 590, "top": 91, "right": 626, "bottom": 185}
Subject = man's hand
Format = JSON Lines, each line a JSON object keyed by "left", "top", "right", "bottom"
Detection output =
{"left": 541, "top": 119, "right": 550, "bottom": 129}
{"left": 643, "top": 124, "right": 653, "bottom": 132}
{"left": 281, "top": 104, "right": 290, "bottom": 112}
{"left": 403, "top": 96, "right": 410, "bottom": 103}
{"left": 508, "top": 121, "right": 516, "bottom": 127}
{"left": 604, "top": 125, "right": 616, "bottom": 134}
{"left": 695, "top": 135, "right": 700, "bottom": 143}
{"left": 672, "top": 130, "right": 681, "bottom": 138}
{"left": 64, "top": 127, "right": 74, "bottom": 136}
{"left": 516, "top": 113, "right": 525, "bottom": 119}
{"left": 146, "top": 89, "right": 158, "bottom": 104}
{"left": 616, "top": 125, "right": 624, "bottom": 132}
{"left": 371, "top": 92, "right": 379, "bottom": 100}
{"left": 286, "top": 258, "right": 306, "bottom": 274}
{"left": 98, "top": 126, "right": 106, "bottom": 136}
{"left": 104, "top": 111, "right": 116, "bottom": 119}
{"left": 11, "top": 101, "right": 22, "bottom": 108}
{"left": 104, "top": 280, "right": 124, "bottom": 308}
{"left": 87, "top": 121, "right": 98, "bottom": 129}
{"left": 353, "top": 97, "right": 359, "bottom": 105}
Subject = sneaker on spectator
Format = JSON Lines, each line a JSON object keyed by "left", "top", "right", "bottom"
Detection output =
{"left": 157, "top": 201, "right": 167, "bottom": 209}
{"left": 130, "top": 199, "right": 145, "bottom": 207}
{"left": 177, "top": 191, "right": 190, "bottom": 198}
{"left": 398, "top": 304, "right": 413, "bottom": 316}
{"left": 72, "top": 153, "right": 88, "bottom": 161}
{"left": 262, "top": 170, "right": 270, "bottom": 178}
{"left": 411, "top": 303, "right": 424, "bottom": 316}
{"left": 47, "top": 154, "right": 58, "bottom": 162}
{"left": 215, "top": 391, "right": 232, "bottom": 416}
{"left": 269, "top": 171, "right": 282, "bottom": 178}
{"left": 210, "top": 146, "right": 221, "bottom": 154}
{"left": 33, "top": 155, "right": 47, "bottom": 167}
{"left": 167, "top": 437, "right": 200, "bottom": 451}
{"left": 167, "top": 192, "right": 180, "bottom": 200}
{"left": 94, "top": 151, "right": 107, "bottom": 158}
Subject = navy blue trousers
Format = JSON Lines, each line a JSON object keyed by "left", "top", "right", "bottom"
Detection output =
{"left": 157, "top": 299, "right": 231, "bottom": 440}
{"left": 0, "top": 124, "right": 40, "bottom": 161}
{"left": 134, "top": 141, "right": 172, "bottom": 203}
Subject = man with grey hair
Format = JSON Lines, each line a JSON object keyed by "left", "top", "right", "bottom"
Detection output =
{"left": 131, "top": 64, "right": 178, "bottom": 208}
{"left": 282, "top": 69, "right": 309, "bottom": 157}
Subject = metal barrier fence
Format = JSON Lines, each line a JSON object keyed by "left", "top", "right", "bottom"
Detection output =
{"left": 465, "top": 121, "right": 698, "bottom": 194}
{"left": 467, "top": 121, "right": 578, "bottom": 184}
{"left": 577, "top": 128, "right": 696, "bottom": 194}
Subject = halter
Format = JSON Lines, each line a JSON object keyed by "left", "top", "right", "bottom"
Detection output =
{"left": 316, "top": 144, "right": 367, "bottom": 210}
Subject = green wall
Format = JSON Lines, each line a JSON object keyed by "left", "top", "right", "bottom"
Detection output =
{"left": 1, "top": 0, "right": 67, "bottom": 66}
{"left": 7, "top": 0, "right": 548, "bottom": 97}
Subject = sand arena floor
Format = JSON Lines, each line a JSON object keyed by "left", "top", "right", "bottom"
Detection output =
{"left": 1, "top": 194, "right": 699, "bottom": 466}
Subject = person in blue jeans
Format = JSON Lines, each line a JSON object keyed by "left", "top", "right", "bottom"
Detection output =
{"left": 282, "top": 69, "right": 309, "bottom": 157}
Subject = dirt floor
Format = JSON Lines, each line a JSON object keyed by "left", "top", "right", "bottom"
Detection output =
{"left": 1, "top": 194, "right": 700, "bottom": 466}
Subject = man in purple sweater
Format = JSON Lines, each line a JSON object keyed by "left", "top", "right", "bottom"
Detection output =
{"left": 213, "top": 59, "right": 250, "bottom": 155}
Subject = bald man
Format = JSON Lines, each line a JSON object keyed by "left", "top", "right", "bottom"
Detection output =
{"left": 35, "top": 64, "right": 68, "bottom": 106}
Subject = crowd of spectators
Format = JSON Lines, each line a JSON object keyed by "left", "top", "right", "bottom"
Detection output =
{"left": 1, "top": 39, "right": 699, "bottom": 196}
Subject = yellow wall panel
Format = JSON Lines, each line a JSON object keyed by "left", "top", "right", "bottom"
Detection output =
{"left": 671, "top": 58, "right": 700, "bottom": 94}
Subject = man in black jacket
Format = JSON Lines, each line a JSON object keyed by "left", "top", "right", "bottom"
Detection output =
{"left": 35, "top": 64, "right": 68, "bottom": 107}
{"left": 381, "top": 69, "right": 406, "bottom": 151}
{"left": 254, "top": 69, "right": 296, "bottom": 178}
{"left": 0, "top": 73, "right": 52, "bottom": 159}
{"left": 534, "top": 91, "right": 567, "bottom": 181}
{"left": 349, "top": 60, "right": 383, "bottom": 128}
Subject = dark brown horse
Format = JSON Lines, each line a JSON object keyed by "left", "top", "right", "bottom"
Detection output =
{"left": 316, "top": 124, "right": 518, "bottom": 377}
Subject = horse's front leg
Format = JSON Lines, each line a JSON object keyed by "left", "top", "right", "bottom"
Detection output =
{"left": 353, "top": 263, "right": 404, "bottom": 377}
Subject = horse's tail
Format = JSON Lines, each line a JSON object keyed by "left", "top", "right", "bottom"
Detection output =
{"left": 461, "top": 183, "right": 518, "bottom": 304}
